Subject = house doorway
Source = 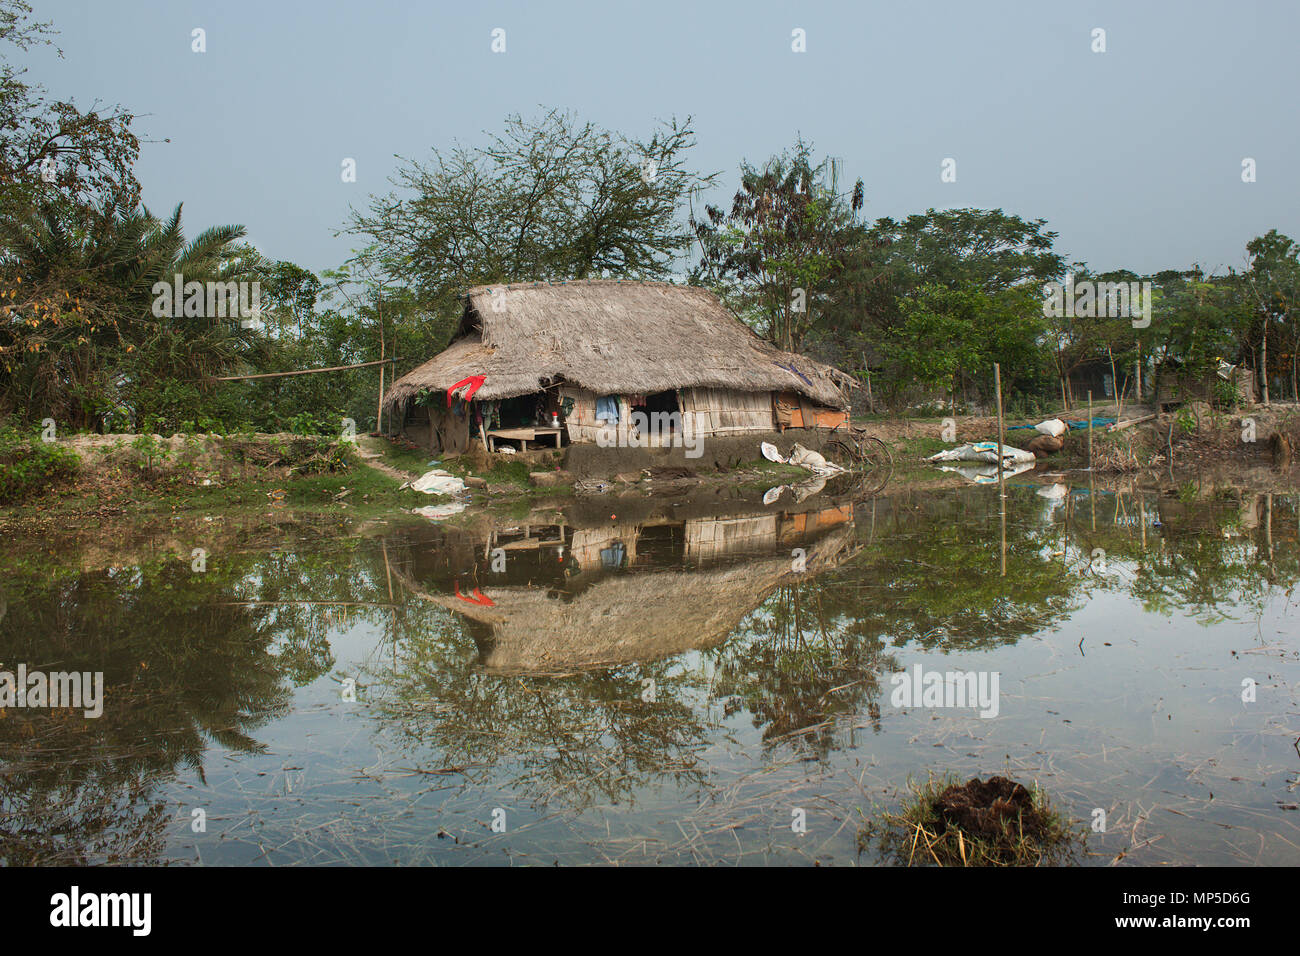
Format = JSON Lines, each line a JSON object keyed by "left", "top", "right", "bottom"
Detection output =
{"left": 631, "top": 390, "right": 680, "bottom": 443}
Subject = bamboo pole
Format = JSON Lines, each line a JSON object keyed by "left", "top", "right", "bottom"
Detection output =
{"left": 995, "top": 363, "right": 1007, "bottom": 576}
{"left": 215, "top": 600, "right": 399, "bottom": 608}
{"left": 1087, "top": 391, "right": 1094, "bottom": 470}
{"left": 213, "top": 357, "right": 398, "bottom": 381}
{"left": 1108, "top": 413, "right": 1156, "bottom": 432}
{"left": 376, "top": 332, "right": 385, "bottom": 435}
{"left": 995, "top": 363, "right": 1006, "bottom": 487}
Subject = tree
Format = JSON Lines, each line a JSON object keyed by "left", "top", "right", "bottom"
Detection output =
{"left": 1244, "top": 229, "right": 1300, "bottom": 403}
{"left": 691, "top": 141, "right": 866, "bottom": 351}
{"left": 1, "top": 198, "right": 257, "bottom": 430}
{"left": 824, "top": 209, "right": 1064, "bottom": 409}
{"left": 890, "top": 282, "right": 1046, "bottom": 411}
{"left": 0, "top": 0, "right": 139, "bottom": 228}
{"left": 346, "top": 110, "right": 715, "bottom": 337}
{"left": 866, "top": 208, "right": 1064, "bottom": 296}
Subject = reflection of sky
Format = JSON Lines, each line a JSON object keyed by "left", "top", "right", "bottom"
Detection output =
{"left": 8, "top": 486, "right": 1298, "bottom": 865}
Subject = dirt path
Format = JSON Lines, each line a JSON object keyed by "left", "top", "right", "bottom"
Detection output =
{"left": 354, "top": 436, "right": 421, "bottom": 485}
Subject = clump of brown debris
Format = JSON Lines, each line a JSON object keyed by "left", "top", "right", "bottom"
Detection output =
{"left": 861, "top": 774, "right": 1081, "bottom": 866}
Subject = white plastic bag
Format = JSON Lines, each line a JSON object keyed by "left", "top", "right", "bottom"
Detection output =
{"left": 408, "top": 469, "right": 466, "bottom": 496}
{"left": 927, "top": 442, "right": 1035, "bottom": 465}
{"left": 787, "top": 443, "right": 845, "bottom": 475}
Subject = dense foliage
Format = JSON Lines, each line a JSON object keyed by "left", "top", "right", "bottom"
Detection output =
{"left": 1, "top": 0, "right": 1296, "bottom": 436}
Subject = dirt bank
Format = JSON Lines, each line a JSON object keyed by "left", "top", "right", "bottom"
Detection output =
{"left": 559, "top": 429, "right": 837, "bottom": 478}
{"left": 873, "top": 402, "right": 1299, "bottom": 478}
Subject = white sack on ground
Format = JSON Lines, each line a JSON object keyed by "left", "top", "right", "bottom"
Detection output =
{"left": 787, "top": 443, "right": 846, "bottom": 475}
{"left": 1034, "top": 418, "right": 1068, "bottom": 438}
{"left": 407, "top": 469, "right": 467, "bottom": 495}
{"left": 926, "top": 442, "right": 1035, "bottom": 465}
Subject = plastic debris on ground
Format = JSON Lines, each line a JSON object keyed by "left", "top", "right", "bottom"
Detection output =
{"left": 926, "top": 441, "right": 1036, "bottom": 465}
{"left": 404, "top": 469, "right": 467, "bottom": 495}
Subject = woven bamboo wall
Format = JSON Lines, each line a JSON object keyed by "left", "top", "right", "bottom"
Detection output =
{"left": 681, "top": 387, "right": 775, "bottom": 437}
{"left": 559, "top": 385, "right": 778, "bottom": 443}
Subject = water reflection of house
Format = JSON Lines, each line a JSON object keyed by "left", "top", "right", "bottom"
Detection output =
{"left": 394, "top": 505, "right": 857, "bottom": 673}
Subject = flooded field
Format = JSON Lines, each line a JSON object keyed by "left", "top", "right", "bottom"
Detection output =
{"left": 2, "top": 479, "right": 1298, "bottom": 866}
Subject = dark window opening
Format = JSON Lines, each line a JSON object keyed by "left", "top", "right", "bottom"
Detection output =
{"left": 496, "top": 393, "right": 555, "bottom": 428}
{"left": 631, "top": 390, "right": 680, "bottom": 433}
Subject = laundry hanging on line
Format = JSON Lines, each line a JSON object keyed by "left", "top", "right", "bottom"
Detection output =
{"left": 595, "top": 395, "right": 620, "bottom": 424}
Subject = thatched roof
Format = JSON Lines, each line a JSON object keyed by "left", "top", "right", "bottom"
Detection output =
{"left": 384, "top": 279, "right": 853, "bottom": 410}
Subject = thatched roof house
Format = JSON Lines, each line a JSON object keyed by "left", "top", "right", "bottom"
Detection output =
{"left": 383, "top": 280, "right": 855, "bottom": 456}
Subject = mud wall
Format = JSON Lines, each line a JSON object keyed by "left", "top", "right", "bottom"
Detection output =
{"left": 562, "top": 429, "right": 834, "bottom": 477}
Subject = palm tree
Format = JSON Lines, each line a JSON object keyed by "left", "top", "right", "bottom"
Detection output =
{"left": 1, "top": 197, "right": 257, "bottom": 429}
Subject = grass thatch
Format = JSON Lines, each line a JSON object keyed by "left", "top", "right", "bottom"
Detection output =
{"left": 384, "top": 280, "right": 853, "bottom": 412}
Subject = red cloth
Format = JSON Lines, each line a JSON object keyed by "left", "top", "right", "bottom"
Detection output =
{"left": 454, "top": 581, "right": 495, "bottom": 607}
{"left": 447, "top": 375, "right": 485, "bottom": 407}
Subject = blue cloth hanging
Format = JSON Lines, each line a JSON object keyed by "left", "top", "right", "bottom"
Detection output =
{"left": 595, "top": 395, "right": 620, "bottom": 423}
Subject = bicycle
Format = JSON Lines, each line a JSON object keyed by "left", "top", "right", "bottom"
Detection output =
{"left": 824, "top": 421, "right": 895, "bottom": 492}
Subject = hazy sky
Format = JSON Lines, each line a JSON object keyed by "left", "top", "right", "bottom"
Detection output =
{"left": 25, "top": 0, "right": 1300, "bottom": 277}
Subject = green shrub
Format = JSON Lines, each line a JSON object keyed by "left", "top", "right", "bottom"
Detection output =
{"left": 0, "top": 428, "right": 81, "bottom": 504}
{"left": 129, "top": 433, "right": 171, "bottom": 475}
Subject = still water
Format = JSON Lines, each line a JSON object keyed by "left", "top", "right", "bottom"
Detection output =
{"left": 2, "top": 480, "right": 1298, "bottom": 865}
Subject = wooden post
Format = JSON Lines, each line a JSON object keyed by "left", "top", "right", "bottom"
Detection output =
{"left": 995, "top": 363, "right": 1007, "bottom": 576}
{"left": 376, "top": 332, "right": 385, "bottom": 435}
{"left": 1087, "top": 391, "right": 1094, "bottom": 470}
{"left": 1135, "top": 342, "right": 1143, "bottom": 402}
{"left": 995, "top": 363, "right": 1006, "bottom": 486}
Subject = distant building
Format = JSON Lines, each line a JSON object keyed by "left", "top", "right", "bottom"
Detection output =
{"left": 1155, "top": 359, "right": 1256, "bottom": 409}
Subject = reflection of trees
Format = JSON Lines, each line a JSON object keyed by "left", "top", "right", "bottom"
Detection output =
{"left": 3, "top": 488, "right": 1295, "bottom": 864}
{"left": 703, "top": 488, "right": 1300, "bottom": 754}
{"left": 0, "top": 543, "right": 337, "bottom": 865}
{"left": 708, "top": 581, "right": 898, "bottom": 756}
{"left": 1086, "top": 491, "right": 1300, "bottom": 620}
{"left": 824, "top": 491, "right": 1087, "bottom": 651}
{"left": 698, "top": 491, "right": 1073, "bottom": 752}
{"left": 359, "top": 611, "right": 718, "bottom": 811}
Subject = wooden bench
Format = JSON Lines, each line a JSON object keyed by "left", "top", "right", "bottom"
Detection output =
{"left": 486, "top": 426, "right": 563, "bottom": 452}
